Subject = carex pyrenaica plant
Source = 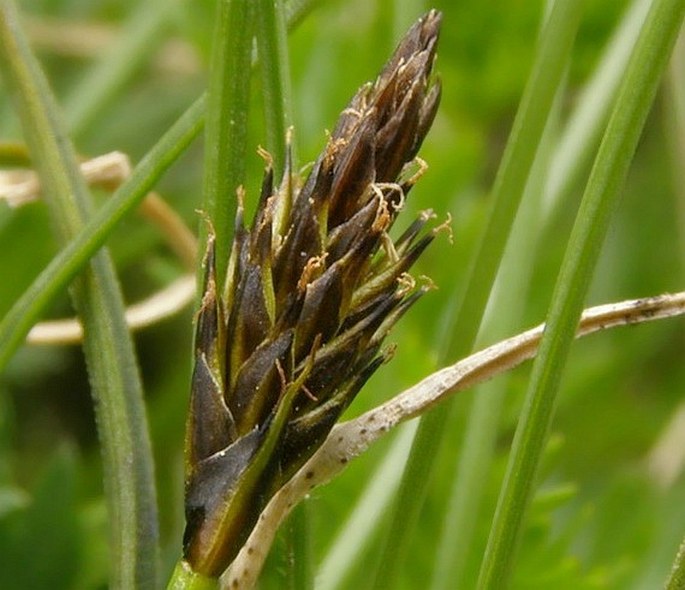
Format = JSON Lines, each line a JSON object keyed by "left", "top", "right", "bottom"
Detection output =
{"left": 183, "top": 10, "right": 443, "bottom": 576}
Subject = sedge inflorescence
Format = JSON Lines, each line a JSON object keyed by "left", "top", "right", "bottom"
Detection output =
{"left": 184, "top": 10, "right": 443, "bottom": 576}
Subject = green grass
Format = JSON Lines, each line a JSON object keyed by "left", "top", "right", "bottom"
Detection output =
{"left": 0, "top": 0, "right": 684, "bottom": 588}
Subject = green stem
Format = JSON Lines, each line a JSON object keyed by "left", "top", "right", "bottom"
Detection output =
{"left": 0, "top": 1, "right": 160, "bottom": 586}
{"left": 202, "top": 0, "right": 255, "bottom": 289}
{"left": 167, "top": 561, "right": 218, "bottom": 590}
{"left": 286, "top": 501, "right": 313, "bottom": 590}
{"left": 255, "top": 2, "right": 305, "bottom": 583}
{"left": 370, "top": 2, "right": 585, "bottom": 587}
{"left": 256, "top": 0, "right": 294, "bottom": 175}
{"left": 477, "top": 0, "right": 685, "bottom": 587}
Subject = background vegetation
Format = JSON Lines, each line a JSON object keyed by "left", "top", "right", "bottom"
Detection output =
{"left": 0, "top": 0, "right": 683, "bottom": 588}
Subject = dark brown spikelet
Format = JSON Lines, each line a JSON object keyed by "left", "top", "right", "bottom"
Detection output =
{"left": 183, "top": 9, "right": 443, "bottom": 577}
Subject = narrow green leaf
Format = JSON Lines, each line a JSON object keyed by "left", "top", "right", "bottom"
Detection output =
{"left": 477, "top": 0, "right": 685, "bottom": 587}
{"left": 665, "top": 10, "right": 685, "bottom": 264}
{"left": 256, "top": 1, "right": 303, "bottom": 583}
{"left": 544, "top": 0, "right": 653, "bottom": 215}
{"left": 0, "top": 2, "right": 159, "bottom": 586}
{"left": 430, "top": 0, "right": 654, "bottom": 582}
{"left": 371, "top": 2, "right": 585, "bottom": 587}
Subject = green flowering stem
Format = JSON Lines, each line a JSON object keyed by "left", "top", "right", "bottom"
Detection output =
{"left": 256, "top": 0, "right": 294, "bottom": 175}
{"left": 255, "top": 1, "right": 305, "bottom": 584}
{"left": 166, "top": 561, "right": 218, "bottom": 590}
{"left": 202, "top": 0, "right": 255, "bottom": 289}
{"left": 183, "top": 10, "right": 442, "bottom": 582}
{"left": 477, "top": 0, "right": 685, "bottom": 587}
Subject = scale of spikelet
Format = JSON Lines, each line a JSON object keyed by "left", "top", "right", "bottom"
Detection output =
{"left": 183, "top": 9, "right": 443, "bottom": 576}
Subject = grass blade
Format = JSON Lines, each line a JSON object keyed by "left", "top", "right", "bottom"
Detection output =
{"left": 430, "top": 88, "right": 561, "bottom": 590}
{"left": 0, "top": 1, "right": 160, "bottom": 586}
{"left": 431, "top": 0, "right": 655, "bottom": 583}
{"left": 544, "top": 0, "right": 652, "bottom": 215}
{"left": 477, "top": 0, "right": 685, "bottom": 587}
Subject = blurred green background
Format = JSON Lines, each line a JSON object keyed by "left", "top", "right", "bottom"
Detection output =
{"left": 0, "top": 0, "right": 683, "bottom": 588}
